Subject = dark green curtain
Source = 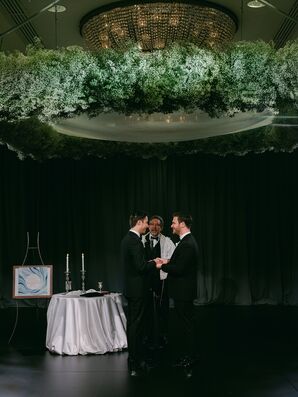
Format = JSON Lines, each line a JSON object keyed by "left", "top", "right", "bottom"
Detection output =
{"left": 0, "top": 145, "right": 298, "bottom": 306}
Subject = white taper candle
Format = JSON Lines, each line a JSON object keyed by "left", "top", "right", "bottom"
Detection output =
{"left": 82, "top": 253, "right": 85, "bottom": 272}
{"left": 66, "top": 253, "right": 69, "bottom": 273}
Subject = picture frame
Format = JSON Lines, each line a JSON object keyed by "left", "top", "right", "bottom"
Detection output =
{"left": 13, "top": 265, "right": 53, "bottom": 299}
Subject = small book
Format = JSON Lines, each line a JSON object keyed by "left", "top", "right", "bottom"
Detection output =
{"left": 80, "top": 291, "right": 109, "bottom": 297}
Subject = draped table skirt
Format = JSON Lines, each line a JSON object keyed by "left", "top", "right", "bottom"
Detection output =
{"left": 46, "top": 292, "right": 127, "bottom": 355}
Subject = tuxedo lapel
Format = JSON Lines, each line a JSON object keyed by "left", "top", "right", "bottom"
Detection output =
{"left": 171, "top": 234, "right": 190, "bottom": 258}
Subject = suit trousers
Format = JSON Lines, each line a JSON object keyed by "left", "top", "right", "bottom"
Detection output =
{"left": 145, "top": 283, "right": 169, "bottom": 346}
{"left": 172, "top": 299, "right": 196, "bottom": 358}
{"left": 126, "top": 296, "right": 148, "bottom": 365}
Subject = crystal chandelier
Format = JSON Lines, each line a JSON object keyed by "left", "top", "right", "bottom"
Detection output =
{"left": 80, "top": 1, "right": 238, "bottom": 51}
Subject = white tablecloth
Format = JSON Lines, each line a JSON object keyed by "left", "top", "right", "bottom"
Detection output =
{"left": 46, "top": 292, "right": 127, "bottom": 355}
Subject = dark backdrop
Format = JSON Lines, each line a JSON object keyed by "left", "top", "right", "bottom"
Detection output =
{"left": 0, "top": 145, "right": 298, "bottom": 307}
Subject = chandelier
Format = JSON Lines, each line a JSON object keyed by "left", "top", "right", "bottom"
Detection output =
{"left": 80, "top": 1, "right": 238, "bottom": 51}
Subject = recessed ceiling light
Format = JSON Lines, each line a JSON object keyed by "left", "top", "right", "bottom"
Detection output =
{"left": 48, "top": 5, "right": 66, "bottom": 13}
{"left": 247, "top": 0, "right": 265, "bottom": 8}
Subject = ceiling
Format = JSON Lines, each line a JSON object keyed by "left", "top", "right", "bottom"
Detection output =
{"left": 0, "top": 0, "right": 297, "bottom": 52}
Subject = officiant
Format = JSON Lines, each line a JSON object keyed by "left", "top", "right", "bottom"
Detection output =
{"left": 142, "top": 215, "right": 175, "bottom": 348}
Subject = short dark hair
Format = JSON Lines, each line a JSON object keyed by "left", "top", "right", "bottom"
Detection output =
{"left": 129, "top": 211, "right": 148, "bottom": 228}
{"left": 149, "top": 215, "right": 164, "bottom": 228}
{"left": 173, "top": 212, "right": 193, "bottom": 228}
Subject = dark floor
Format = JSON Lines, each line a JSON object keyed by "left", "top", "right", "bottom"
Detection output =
{"left": 2, "top": 306, "right": 298, "bottom": 397}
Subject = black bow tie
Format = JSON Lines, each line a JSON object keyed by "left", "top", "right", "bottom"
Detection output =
{"left": 150, "top": 236, "right": 159, "bottom": 240}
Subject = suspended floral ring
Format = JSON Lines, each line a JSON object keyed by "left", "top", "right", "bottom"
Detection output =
{"left": 0, "top": 41, "right": 297, "bottom": 159}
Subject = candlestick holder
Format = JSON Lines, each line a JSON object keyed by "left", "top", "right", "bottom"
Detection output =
{"left": 80, "top": 269, "right": 86, "bottom": 293}
{"left": 65, "top": 271, "right": 72, "bottom": 293}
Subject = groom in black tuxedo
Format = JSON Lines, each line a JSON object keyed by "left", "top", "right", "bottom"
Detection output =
{"left": 156, "top": 212, "right": 199, "bottom": 378}
{"left": 121, "top": 211, "right": 157, "bottom": 376}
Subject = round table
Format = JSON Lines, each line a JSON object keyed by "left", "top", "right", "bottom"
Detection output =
{"left": 46, "top": 291, "right": 127, "bottom": 355}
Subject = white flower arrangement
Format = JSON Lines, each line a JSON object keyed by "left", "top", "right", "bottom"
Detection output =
{"left": 0, "top": 41, "right": 296, "bottom": 122}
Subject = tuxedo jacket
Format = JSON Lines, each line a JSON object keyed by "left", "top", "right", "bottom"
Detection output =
{"left": 121, "top": 231, "right": 155, "bottom": 298}
{"left": 161, "top": 233, "right": 199, "bottom": 301}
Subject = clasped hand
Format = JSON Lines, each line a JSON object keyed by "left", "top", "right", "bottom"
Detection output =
{"left": 153, "top": 258, "right": 169, "bottom": 268}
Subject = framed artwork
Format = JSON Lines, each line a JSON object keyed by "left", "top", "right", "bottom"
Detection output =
{"left": 13, "top": 265, "right": 53, "bottom": 299}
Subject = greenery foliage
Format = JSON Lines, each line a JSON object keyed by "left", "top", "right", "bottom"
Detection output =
{"left": 0, "top": 41, "right": 297, "bottom": 159}
{"left": 0, "top": 41, "right": 297, "bottom": 120}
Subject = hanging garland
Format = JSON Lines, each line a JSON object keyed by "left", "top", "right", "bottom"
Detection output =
{"left": 0, "top": 41, "right": 297, "bottom": 159}
{"left": 0, "top": 41, "right": 297, "bottom": 119}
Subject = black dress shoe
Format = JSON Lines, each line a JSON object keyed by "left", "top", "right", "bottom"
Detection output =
{"left": 129, "top": 362, "right": 142, "bottom": 377}
{"left": 128, "top": 358, "right": 141, "bottom": 377}
{"left": 184, "top": 365, "right": 193, "bottom": 379}
{"left": 130, "top": 369, "right": 140, "bottom": 377}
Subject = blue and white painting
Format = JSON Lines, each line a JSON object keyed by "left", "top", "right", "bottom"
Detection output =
{"left": 14, "top": 266, "right": 52, "bottom": 297}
